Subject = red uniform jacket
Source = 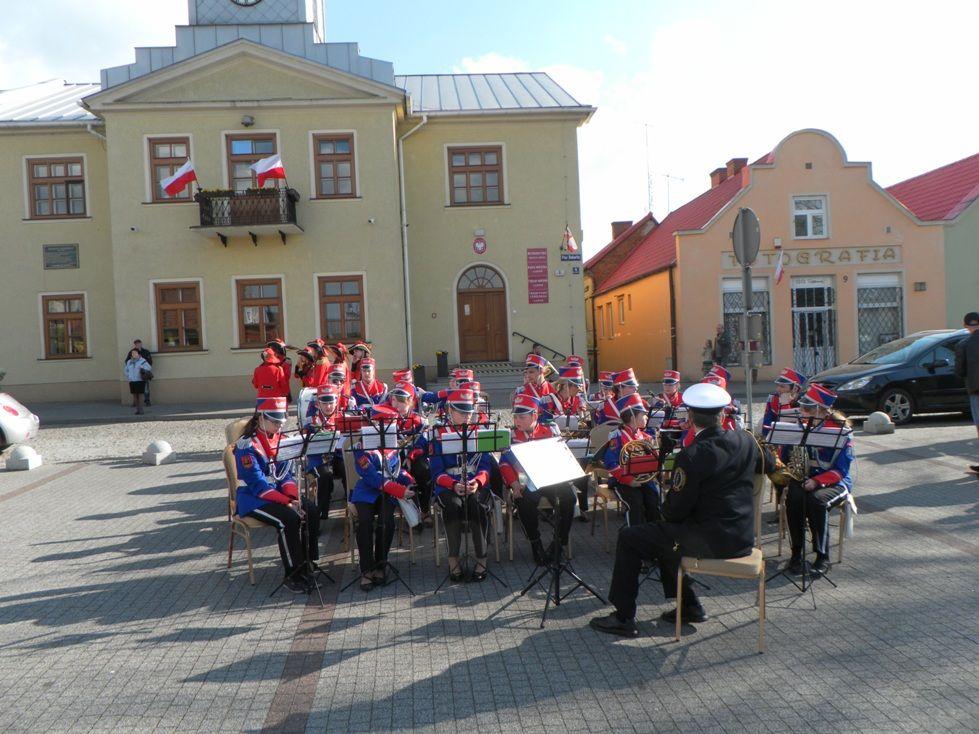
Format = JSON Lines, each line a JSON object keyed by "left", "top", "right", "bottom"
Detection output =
{"left": 252, "top": 362, "right": 290, "bottom": 398}
{"left": 301, "top": 361, "right": 331, "bottom": 389}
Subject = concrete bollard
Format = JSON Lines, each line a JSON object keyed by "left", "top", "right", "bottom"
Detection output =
{"left": 863, "top": 411, "right": 895, "bottom": 435}
{"left": 142, "top": 440, "right": 176, "bottom": 465}
{"left": 6, "top": 445, "right": 43, "bottom": 471}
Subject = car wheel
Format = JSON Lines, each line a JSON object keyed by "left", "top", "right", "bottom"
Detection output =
{"left": 0, "top": 429, "right": 7, "bottom": 451}
{"left": 879, "top": 388, "right": 914, "bottom": 425}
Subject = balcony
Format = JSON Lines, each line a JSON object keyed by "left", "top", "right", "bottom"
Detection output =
{"left": 192, "top": 188, "right": 303, "bottom": 246}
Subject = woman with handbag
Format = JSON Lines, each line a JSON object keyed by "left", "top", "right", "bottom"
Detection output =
{"left": 124, "top": 348, "right": 152, "bottom": 415}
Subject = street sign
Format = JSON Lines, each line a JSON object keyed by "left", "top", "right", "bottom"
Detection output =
{"left": 732, "top": 207, "right": 761, "bottom": 266}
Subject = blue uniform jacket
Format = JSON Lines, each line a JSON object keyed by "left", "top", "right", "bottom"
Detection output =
{"left": 351, "top": 447, "right": 413, "bottom": 504}
{"left": 234, "top": 434, "right": 298, "bottom": 517}
{"left": 603, "top": 426, "right": 659, "bottom": 494}
{"left": 429, "top": 429, "right": 494, "bottom": 497}
{"left": 303, "top": 404, "right": 341, "bottom": 471}
{"left": 803, "top": 421, "right": 854, "bottom": 492}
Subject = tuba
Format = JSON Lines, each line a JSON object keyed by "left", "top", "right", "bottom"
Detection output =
{"left": 619, "top": 438, "right": 659, "bottom": 484}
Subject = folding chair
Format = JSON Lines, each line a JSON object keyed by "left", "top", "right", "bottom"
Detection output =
{"left": 223, "top": 444, "right": 277, "bottom": 585}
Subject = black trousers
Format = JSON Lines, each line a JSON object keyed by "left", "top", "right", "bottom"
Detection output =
{"left": 613, "top": 482, "right": 662, "bottom": 526}
{"left": 248, "top": 498, "right": 319, "bottom": 576}
{"left": 608, "top": 522, "right": 687, "bottom": 621}
{"left": 354, "top": 496, "right": 396, "bottom": 574}
{"left": 314, "top": 455, "right": 345, "bottom": 518}
{"left": 409, "top": 456, "right": 433, "bottom": 514}
{"left": 786, "top": 481, "right": 848, "bottom": 557}
{"left": 514, "top": 483, "right": 576, "bottom": 546}
{"left": 573, "top": 466, "right": 589, "bottom": 513}
{"left": 438, "top": 490, "right": 489, "bottom": 558}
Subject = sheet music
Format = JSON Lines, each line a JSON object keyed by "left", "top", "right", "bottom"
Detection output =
{"left": 765, "top": 420, "right": 852, "bottom": 447}
{"left": 553, "top": 415, "right": 580, "bottom": 431}
{"left": 566, "top": 437, "right": 590, "bottom": 459}
{"left": 273, "top": 430, "right": 339, "bottom": 461}
{"left": 359, "top": 425, "right": 399, "bottom": 450}
{"left": 508, "top": 437, "right": 585, "bottom": 492}
{"left": 438, "top": 429, "right": 511, "bottom": 455}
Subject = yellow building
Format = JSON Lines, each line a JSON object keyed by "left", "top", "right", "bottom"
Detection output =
{"left": 0, "top": 1, "right": 592, "bottom": 403}
{"left": 585, "top": 129, "right": 947, "bottom": 383}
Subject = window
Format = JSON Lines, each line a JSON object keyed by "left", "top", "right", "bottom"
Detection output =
{"left": 27, "top": 158, "right": 86, "bottom": 219}
{"left": 148, "top": 137, "right": 192, "bottom": 202}
{"left": 312, "top": 134, "right": 355, "bottom": 198}
{"left": 721, "top": 278, "right": 772, "bottom": 365}
{"left": 458, "top": 266, "right": 504, "bottom": 290}
{"left": 617, "top": 296, "right": 626, "bottom": 324}
{"left": 857, "top": 273, "right": 903, "bottom": 356}
{"left": 627, "top": 294, "right": 632, "bottom": 311}
{"left": 155, "top": 282, "right": 203, "bottom": 352}
{"left": 596, "top": 305, "right": 604, "bottom": 338}
{"left": 793, "top": 195, "right": 828, "bottom": 239}
{"left": 448, "top": 146, "right": 503, "bottom": 206}
{"left": 236, "top": 278, "right": 283, "bottom": 347}
{"left": 226, "top": 134, "right": 277, "bottom": 192}
{"left": 41, "top": 294, "right": 86, "bottom": 359}
{"left": 605, "top": 301, "right": 613, "bottom": 339}
{"left": 318, "top": 275, "right": 364, "bottom": 341}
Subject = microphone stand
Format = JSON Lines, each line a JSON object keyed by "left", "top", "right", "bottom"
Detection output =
{"left": 268, "top": 425, "right": 335, "bottom": 605}
{"left": 339, "top": 416, "right": 415, "bottom": 595}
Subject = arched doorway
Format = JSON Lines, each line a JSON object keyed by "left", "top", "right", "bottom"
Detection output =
{"left": 457, "top": 265, "right": 508, "bottom": 362}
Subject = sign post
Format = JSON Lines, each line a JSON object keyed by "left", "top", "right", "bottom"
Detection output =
{"left": 731, "top": 207, "right": 761, "bottom": 431}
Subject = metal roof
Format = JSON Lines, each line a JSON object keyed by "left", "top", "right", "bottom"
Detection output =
{"left": 395, "top": 73, "right": 591, "bottom": 114}
{"left": 0, "top": 80, "right": 99, "bottom": 125}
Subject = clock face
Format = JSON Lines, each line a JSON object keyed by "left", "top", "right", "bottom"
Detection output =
{"left": 231, "top": 0, "right": 263, "bottom": 6}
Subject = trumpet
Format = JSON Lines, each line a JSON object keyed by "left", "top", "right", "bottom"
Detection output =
{"left": 619, "top": 438, "right": 659, "bottom": 484}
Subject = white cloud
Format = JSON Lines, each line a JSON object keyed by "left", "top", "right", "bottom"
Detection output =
{"left": 453, "top": 53, "right": 530, "bottom": 75}
{"left": 602, "top": 35, "right": 629, "bottom": 56}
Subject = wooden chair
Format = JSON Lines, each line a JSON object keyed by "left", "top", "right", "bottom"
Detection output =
{"left": 675, "top": 473, "right": 767, "bottom": 653}
{"left": 223, "top": 444, "right": 277, "bottom": 585}
{"left": 585, "top": 424, "right": 619, "bottom": 552}
{"left": 225, "top": 417, "right": 251, "bottom": 445}
{"left": 775, "top": 488, "right": 855, "bottom": 563}
{"left": 505, "top": 488, "right": 571, "bottom": 562}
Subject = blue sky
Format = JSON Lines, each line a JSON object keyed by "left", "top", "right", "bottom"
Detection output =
{"left": 4, "top": 1, "right": 976, "bottom": 255}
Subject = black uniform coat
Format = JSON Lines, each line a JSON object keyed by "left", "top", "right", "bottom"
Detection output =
{"left": 661, "top": 425, "right": 758, "bottom": 559}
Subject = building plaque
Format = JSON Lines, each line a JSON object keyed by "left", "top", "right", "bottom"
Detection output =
{"left": 527, "top": 248, "right": 549, "bottom": 304}
{"left": 43, "top": 244, "right": 80, "bottom": 270}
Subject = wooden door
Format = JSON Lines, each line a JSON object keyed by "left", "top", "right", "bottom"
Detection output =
{"left": 458, "top": 290, "right": 508, "bottom": 362}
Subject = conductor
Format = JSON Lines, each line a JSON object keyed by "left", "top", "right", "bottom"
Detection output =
{"left": 590, "top": 382, "right": 758, "bottom": 637}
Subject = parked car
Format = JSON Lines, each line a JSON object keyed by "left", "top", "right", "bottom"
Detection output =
{"left": 809, "top": 329, "right": 970, "bottom": 424}
{"left": 0, "top": 393, "right": 40, "bottom": 450}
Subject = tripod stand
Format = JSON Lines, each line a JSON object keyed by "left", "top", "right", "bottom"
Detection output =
{"left": 765, "top": 416, "right": 840, "bottom": 608}
{"left": 519, "top": 484, "right": 606, "bottom": 628}
{"left": 269, "top": 426, "right": 336, "bottom": 605}
{"left": 433, "top": 420, "right": 508, "bottom": 593}
{"left": 338, "top": 416, "right": 415, "bottom": 596}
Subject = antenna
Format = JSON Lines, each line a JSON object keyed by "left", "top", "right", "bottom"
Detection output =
{"left": 661, "top": 173, "right": 684, "bottom": 212}
{"left": 644, "top": 124, "right": 654, "bottom": 213}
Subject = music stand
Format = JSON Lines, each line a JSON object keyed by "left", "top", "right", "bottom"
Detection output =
{"left": 432, "top": 421, "right": 509, "bottom": 593}
{"left": 513, "top": 438, "right": 606, "bottom": 627}
{"left": 338, "top": 415, "right": 415, "bottom": 596}
{"left": 765, "top": 416, "right": 847, "bottom": 607}
{"left": 268, "top": 426, "right": 337, "bottom": 605}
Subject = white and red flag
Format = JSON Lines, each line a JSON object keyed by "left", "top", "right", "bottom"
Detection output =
{"left": 562, "top": 225, "right": 579, "bottom": 253}
{"left": 250, "top": 154, "right": 286, "bottom": 187}
{"left": 774, "top": 246, "right": 786, "bottom": 285}
{"left": 161, "top": 159, "right": 197, "bottom": 197}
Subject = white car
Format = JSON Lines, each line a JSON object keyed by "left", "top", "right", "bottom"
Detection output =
{"left": 0, "top": 393, "right": 40, "bottom": 450}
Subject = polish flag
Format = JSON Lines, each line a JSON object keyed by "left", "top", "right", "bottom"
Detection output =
{"left": 161, "top": 159, "right": 197, "bottom": 197}
{"left": 250, "top": 154, "right": 286, "bottom": 187}
{"left": 774, "top": 246, "right": 786, "bottom": 285}
{"left": 563, "top": 225, "right": 579, "bottom": 253}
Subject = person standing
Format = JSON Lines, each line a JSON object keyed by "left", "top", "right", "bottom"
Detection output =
{"left": 589, "top": 382, "right": 758, "bottom": 637}
{"left": 711, "top": 323, "right": 733, "bottom": 367}
{"left": 124, "top": 349, "right": 152, "bottom": 415}
{"left": 123, "top": 339, "right": 153, "bottom": 407}
{"left": 954, "top": 311, "right": 979, "bottom": 474}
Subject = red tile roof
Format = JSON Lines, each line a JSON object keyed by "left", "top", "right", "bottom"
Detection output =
{"left": 886, "top": 152, "right": 979, "bottom": 221}
{"left": 584, "top": 213, "right": 655, "bottom": 269}
{"left": 593, "top": 173, "right": 745, "bottom": 294}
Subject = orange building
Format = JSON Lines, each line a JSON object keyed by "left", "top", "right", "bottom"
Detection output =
{"left": 585, "top": 129, "right": 948, "bottom": 384}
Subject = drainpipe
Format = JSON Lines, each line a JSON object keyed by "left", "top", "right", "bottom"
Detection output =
{"left": 397, "top": 114, "right": 428, "bottom": 368}
{"left": 85, "top": 123, "right": 106, "bottom": 143}
{"left": 668, "top": 265, "right": 679, "bottom": 370}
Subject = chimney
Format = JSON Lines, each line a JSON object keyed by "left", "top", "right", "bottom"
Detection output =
{"left": 611, "top": 220, "right": 633, "bottom": 240}
{"left": 726, "top": 157, "right": 748, "bottom": 178}
{"left": 710, "top": 167, "right": 728, "bottom": 188}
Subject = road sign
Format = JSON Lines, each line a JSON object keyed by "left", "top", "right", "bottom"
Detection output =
{"left": 732, "top": 207, "right": 761, "bottom": 266}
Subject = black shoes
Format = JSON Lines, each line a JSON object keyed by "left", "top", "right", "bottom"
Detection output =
{"left": 967, "top": 464, "right": 979, "bottom": 476}
{"left": 284, "top": 576, "right": 308, "bottom": 593}
{"left": 589, "top": 612, "right": 639, "bottom": 638}
{"left": 530, "top": 539, "right": 547, "bottom": 566}
{"left": 660, "top": 602, "right": 708, "bottom": 624}
{"left": 787, "top": 554, "right": 804, "bottom": 575}
{"left": 812, "top": 555, "right": 832, "bottom": 575}
{"left": 576, "top": 514, "right": 590, "bottom": 523}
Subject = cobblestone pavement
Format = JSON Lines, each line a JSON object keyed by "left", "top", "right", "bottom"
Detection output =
{"left": 0, "top": 414, "right": 976, "bottom": 733}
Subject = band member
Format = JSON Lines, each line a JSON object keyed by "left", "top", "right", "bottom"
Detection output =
{"left": 701, "top": 373, "right": 742, "bottom": 431}
{"left": 785, "top": 384, "right": 853, "bottom": 576}
{"left": 516, "top": 354, "right": 554, "bottom": 400}
{"left": 592, "top": 371, "right": 615, "bottom": 401}
{"left": 352, "top": 357, "right": 388, "bottom": 408}
{"left": 234, "top": 397, "right": 320, "bottom": 592}
{"left": 540, "top": 366, "right": 587, "bottom": 423}
{"left": 429, "top": 389, "right": 495, "bottom": 582}
{"left": 604, "top": 393, "right": 661, "bottom": 527}
{"left": 295, "top": 341, "right": 331, "bottom": 388}
{"left": 651, "top": 371, "right": 683, "bottom": 409}
{"left": 252, "top": 348, "right": 291, "bottom": 399}
{"left": 590, "top": 383, "right": 758, "bottom": 637}
{"left": 266, "top": 338, "right": 294, "bottom": 401}
{"left": 388, "top": 381, "right": 433, "bottom": 527}
{"left": 650, "top": 370, "right": 684, "bottom": 454}
{"left": 351, "top": 405, "right": 416, "bottom": 591}
{"left": 328, "top": 342, "right": 349, "bottom": 370}
{"left": 305, "top": 384, "right": 346, "bottom": 520}
{"left": 499, "top": 395, "right": 576, "bottom": 565}
{"left": 762, "top": 367, "right": 806, "bottom": 430}
{"left": 565, "top": 355, "right": 586, "bottom": 368}
{"left": 327, "top": 363, "right": 356, "bottom": 411}
{"left": 349, "top": 342, "right": 372, "bottom": 381}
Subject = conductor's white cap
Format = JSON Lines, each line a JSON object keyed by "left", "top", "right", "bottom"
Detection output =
{"left": 682, "top": 383, "right": 731, "bottom": 412}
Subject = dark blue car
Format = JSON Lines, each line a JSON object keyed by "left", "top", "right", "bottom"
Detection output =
{"left": 809, "top": 329, "right": 970, "bottom": 424}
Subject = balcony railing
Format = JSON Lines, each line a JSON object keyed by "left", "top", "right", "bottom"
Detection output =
{"left": 192, "top": 188, "right": 303, "bottom": 245}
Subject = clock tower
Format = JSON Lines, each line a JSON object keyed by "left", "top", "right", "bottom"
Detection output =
{"left": 189, "top": 0, "right": 324, "bottom": 41}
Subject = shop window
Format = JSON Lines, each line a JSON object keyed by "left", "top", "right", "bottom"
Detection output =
{"left": 857, "top": 273, "right": 903, "bottom": 356}
{"left": 721, "top": 278, "right": 772, "bottom": 365}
